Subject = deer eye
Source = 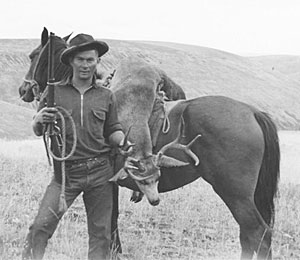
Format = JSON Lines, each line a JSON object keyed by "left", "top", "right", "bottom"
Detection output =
{"left": 139, "top": 180, "right": 148, "bottom": 185}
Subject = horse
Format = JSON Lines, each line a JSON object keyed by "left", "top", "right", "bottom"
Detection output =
{"left": 19, "top": 28, "right": 280, "bottom": 260}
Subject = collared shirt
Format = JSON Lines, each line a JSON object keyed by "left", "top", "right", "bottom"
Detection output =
{"left": 38, "top": 77, "right": 123, "bottom": 161}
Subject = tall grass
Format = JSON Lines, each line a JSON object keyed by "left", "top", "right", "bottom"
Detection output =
{"left": 0, "top": 132, "right": 299, "bottom": 260}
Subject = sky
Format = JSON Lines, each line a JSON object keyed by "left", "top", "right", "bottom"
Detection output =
{"left": 2, "top": 0, "right": 300, "bottom": 55}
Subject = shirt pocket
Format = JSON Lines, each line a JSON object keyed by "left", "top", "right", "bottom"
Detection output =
{"left": 90, "top": 109, "right": 106, "bottom": 138}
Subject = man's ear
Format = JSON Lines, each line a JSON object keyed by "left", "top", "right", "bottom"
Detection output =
{"left": 97, "top": 57, "right": 101, "bottom": 64}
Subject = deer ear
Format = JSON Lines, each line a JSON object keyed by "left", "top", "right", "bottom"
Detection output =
{"left": 109, "top": 168, "right": 128, "bottom": 182}
{"left": 156, "top": 154, "right": 189, "bottom": 168}
{"left": 41, "top": 27, "right": 48, "bottom": 47}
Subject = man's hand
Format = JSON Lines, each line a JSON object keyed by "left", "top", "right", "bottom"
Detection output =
{"left": 109, "top": 130, "right": 135, "bottom": 155}
{"left": 32, "top": 107, "right": 58, "bottom": 136}
{"left": 34, "top": 107, "right": 58, "bottom": 125}
{"left": 118, "top": 139, "right": 134, "bottom": 156}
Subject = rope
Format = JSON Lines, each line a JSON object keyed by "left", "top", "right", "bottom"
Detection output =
{"left": 162, "top": 98, "right": 170, "bottom": 134}
{"left": 44, "top": 106, "right": 77, "bottom": 214}
{"left": 162, "top": 106, "right": 170, "bottom": 133}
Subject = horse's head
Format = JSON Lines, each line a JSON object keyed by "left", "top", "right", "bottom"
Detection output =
{"left": 18, "top": 27, "right": 72, "bottom": 103}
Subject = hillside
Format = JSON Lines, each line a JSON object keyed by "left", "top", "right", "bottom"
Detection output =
{"left": 249, "top": 55, "right": 300, "bottom": 82}
{"left": 0, "top": 39, "right": 39, "bottom": 106}
{"left": 0, "top": 38, "right": 300, "bottom": 140}
{"left": 0, "top": 100, "right": 36, "bottom": 139}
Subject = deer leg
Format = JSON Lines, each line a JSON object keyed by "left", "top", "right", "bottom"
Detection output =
{"left": 130, "top": 191, "right": 144, "bottom": 203}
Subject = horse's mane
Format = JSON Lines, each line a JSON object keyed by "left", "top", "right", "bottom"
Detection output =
{"left": 53, "top": 38, "right": 72, "bottom": 80}
{"left": 34, "top": 36, "right": 72, "bottom": 91}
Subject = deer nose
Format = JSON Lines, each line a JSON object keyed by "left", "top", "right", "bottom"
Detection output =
{"left": 150, "top": 198, "right": 160, "bottom": 206}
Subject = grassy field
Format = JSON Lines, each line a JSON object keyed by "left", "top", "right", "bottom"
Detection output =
{"left": 0, "top": 132, "right": 299, "bottom": 260}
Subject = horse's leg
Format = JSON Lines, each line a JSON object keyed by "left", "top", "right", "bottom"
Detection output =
{"left": 235, "top": 200, "right": 271, "bottom": 260}
{"left": 213, "top": 185, "right": 272, "bottom": 260}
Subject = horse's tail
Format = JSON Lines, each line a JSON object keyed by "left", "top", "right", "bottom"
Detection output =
{"left": 254, "top": 111, "right": 280, "bottom": 227}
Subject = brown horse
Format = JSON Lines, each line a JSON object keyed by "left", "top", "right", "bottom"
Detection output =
{"left": 19, "top": 28, "right": 280, "bottom": 260}
{"left": 163, "top": 97, "right": 279, "bottom": 260}
{"left": 114, "top": 94, "right": 280, "bottom": 260}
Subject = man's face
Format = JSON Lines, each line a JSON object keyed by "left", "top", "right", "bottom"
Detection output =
{"left": 70, "top": 50, "right": 99, "bottom": 80}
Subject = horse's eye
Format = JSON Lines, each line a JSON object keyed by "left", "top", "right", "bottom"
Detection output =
{"left": 29, "top": 54, "right": 35, "bottom": 61}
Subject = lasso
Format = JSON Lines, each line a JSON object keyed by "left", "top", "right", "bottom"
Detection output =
{"left": 43, "top": 106, "right": 77, "bottom": 214}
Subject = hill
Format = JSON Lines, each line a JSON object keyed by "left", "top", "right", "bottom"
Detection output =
{"left": 0, "top": 38, "right": 300, "bottom": 139}
{"left": 249, "top": 55, "right": 300, "bottom": 82}
{"left": 0, "top": 39, "right": 39, "bottom": 106}
{"left": 0, "top": 100, "right": 36, "bottom": 139}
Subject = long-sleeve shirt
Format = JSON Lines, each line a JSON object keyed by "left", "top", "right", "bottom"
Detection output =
{"left": 38, "top": 77, "right": 123, "bottom": 161}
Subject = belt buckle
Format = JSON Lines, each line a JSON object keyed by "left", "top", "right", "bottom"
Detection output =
{"left": 87, "top": 157, "right": 99, "bottom": 170}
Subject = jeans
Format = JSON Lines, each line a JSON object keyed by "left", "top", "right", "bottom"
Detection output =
{"left": 22, "top": 156, "right": 115, "bottom": 260}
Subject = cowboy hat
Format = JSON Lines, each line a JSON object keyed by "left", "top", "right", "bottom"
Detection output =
{"left": 60, "top": 33, "right": 109, "bottom": 65}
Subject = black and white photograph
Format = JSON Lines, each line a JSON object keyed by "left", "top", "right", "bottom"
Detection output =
{"left": 0, "top": 0, "right": 299, "bottom": 259}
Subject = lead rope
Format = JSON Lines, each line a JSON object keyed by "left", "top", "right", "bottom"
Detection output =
{"left": 44, "top": 106, "right": 77, "bottom": 214}
{"left": 158, "top": 91, "right": 170, "bottom": 134}
{"left": 162, "top": 103, "right": 170, "bottom": 133}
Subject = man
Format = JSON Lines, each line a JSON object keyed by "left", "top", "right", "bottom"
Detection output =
{"left": 22, "top": 34, "right": 125, "bottom": 260}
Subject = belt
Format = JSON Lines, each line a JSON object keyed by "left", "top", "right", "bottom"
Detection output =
{"left": 66, "top": 155, "right": 109, "bottom": 166}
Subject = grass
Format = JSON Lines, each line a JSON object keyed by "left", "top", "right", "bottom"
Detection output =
{"left": 0, "top": 133, "right": 299, "bottom": 260}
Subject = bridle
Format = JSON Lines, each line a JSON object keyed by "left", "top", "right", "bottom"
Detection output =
{"left": 22, "top": 78, "right": 41, "bottom": 101}
{"left": 21, "top": 41, "right": 48, "bottom": 102}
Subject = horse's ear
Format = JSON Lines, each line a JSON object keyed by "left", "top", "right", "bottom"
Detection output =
{"left": 63, "top": 32, "right": 73, "bottom": 43}
{"left": 41, "top": 27, "right": 49, "bottom": 47}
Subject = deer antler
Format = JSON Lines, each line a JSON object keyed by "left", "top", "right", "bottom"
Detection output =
{"left": 156, "top": 116, "right": 201, "bottom": 166}
{"left": 126, "top": 170, "right": 154, "bottom": 181}
{"left": 124, "top": 157, "right": 153, "bottom": 181}
{"left": 118, "top": 125, "right": 135, "bottom": 157}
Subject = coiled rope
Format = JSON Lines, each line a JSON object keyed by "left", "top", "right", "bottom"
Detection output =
{"left": 44, "top": 106, "right": 77, "bottom": 214}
